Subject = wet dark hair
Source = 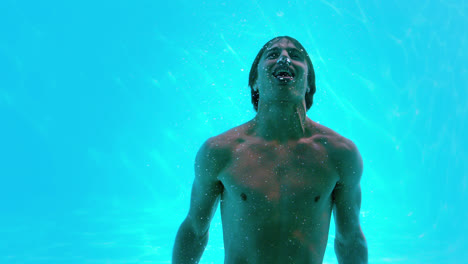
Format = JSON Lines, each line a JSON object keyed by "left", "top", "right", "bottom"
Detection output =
{"left": 248, "top": 36, "right": 316, "bottom": 112}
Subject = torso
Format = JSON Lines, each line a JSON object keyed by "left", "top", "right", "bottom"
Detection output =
{"left": 214, "top": 118, "right": 345, "bottom": 264}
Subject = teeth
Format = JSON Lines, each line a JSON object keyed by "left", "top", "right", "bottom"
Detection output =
{"left": 276, "top": 74, "right": 292, "bottom": 81}
{"left": 274, "top": 69, "right": 292, "bottom": 77}
{"left": 276, "top": 72, "right": 291, "bottom": 77}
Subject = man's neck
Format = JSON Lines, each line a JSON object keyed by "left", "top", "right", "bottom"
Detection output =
{"left": 252, "top": 100, "right": 309, "bottom": 143}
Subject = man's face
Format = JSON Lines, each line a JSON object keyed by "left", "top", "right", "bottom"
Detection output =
{"left": 255, "top": 38, "right": 309, "bottom": 103}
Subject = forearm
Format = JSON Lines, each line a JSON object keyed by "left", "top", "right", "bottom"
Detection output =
{"left": 334, "top": 236, "right": 368, "bottom": 264}
{"left": 172, "top": 219, "right": 209, "bottom": 264}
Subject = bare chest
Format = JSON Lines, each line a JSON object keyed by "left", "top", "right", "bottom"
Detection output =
{"left": 219, "top": 138, "right": 339, "bottom": 206}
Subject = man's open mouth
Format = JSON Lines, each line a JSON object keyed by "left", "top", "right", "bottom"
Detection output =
{"left": 273, "top": 68, "right": 294, "bottom": 81}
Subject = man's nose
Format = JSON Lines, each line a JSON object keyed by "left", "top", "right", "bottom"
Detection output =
{"left": 277, "top": 55, "right": 291, "bottom": 65}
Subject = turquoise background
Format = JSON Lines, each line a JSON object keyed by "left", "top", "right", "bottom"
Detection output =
{"left": 0, "top": 0, "right": 467, "bottom": 263}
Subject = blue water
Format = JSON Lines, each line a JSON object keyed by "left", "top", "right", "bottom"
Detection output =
{"left": 0, "top": 0, "right": 467, "bottom": 263}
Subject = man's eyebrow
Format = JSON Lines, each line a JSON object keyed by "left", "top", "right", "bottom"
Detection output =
{"left": 265, "top": 47, "right": 303, "bottom": 53}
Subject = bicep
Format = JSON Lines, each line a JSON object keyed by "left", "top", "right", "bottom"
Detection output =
{"left": 186, "top": 138, "right": 225, "bottom": 237}
{"left": 332, "top": 181, "right": 362, "bottom": 242}
{"left": 332, "top": 139, "right": 364, "bottom": 242}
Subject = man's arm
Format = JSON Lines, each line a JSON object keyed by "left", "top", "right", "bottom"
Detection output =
{"left": 332, "top": 139, "right": 368, "bottom": 264}
{"left": 172, "top": 137, "right": 226, "bottom": 264}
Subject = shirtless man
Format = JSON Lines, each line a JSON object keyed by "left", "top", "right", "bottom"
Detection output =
{"left": 172, "top": 36, "right": 368, "bottom": 264}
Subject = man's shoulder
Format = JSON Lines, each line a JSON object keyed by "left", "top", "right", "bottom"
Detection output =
{"left": 311, "top": 121, "right": 361, "bottom": 167}
{"left": 309, "top": 120, "right": 351, "bottom": 148}
{"left": 199, "top": 123, "right": 248, "bottom": 161}
{"left": 209, "top": 122, "right": 251, "bottom": 147}
{"left": 312, "top": 121, "right": 363, "bottom": 183}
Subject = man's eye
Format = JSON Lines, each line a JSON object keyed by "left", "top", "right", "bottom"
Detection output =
{"left": 291, "top": 53, "right": 301, "bottom": 59}
{"left": 267, "top": 53, "right": 278, "bottom": 58}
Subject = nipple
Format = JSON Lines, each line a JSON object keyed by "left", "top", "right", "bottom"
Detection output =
{"left": 241, "top": 193, "right": 247, "bottom": 201}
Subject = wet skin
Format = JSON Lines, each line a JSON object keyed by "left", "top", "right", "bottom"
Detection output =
{"left": 176, "top": 38, "right": 366, "bottom": 264}
{"left": 211, "top": 119, "right": 344, "bottom": 264}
